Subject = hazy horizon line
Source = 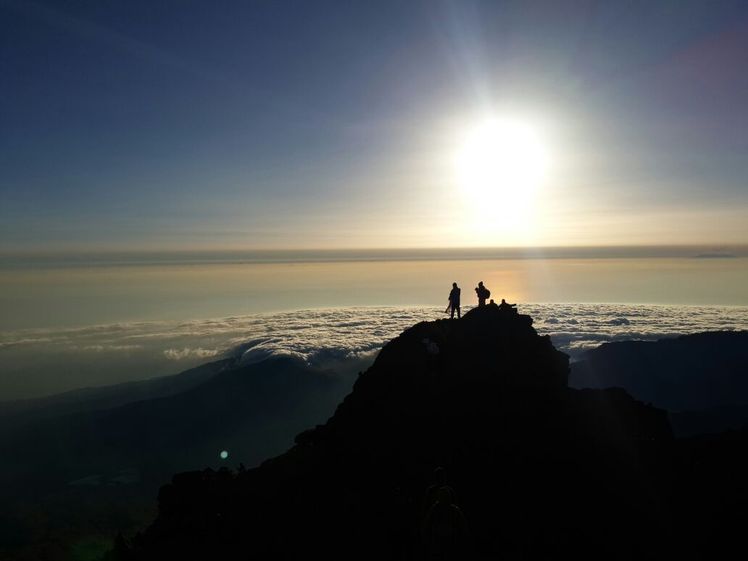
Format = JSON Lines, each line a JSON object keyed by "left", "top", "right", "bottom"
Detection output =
{"left": 1, "top": 244, "right": 747, "bottom": 269}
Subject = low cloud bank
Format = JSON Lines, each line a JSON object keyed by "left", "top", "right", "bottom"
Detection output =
{"left": 163, "top": 347, "right": 221, "bottom": 360}
{"left": 1, "top": 304, "right": 747, "bottom": 400}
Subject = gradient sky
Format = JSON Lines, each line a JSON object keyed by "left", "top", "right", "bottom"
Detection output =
{"left": 2, "top": 0, "right": 747, "bottom": 250}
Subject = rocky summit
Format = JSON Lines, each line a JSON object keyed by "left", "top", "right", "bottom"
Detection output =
{"left": 119, "top": 304, "right": 745, "bottom": 560}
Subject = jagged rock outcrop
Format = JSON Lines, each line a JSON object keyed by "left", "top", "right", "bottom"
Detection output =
{"left": 124, "top": 305, "right": 678, "bottom": 560}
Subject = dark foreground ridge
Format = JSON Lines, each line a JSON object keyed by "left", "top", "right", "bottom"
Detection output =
{"left": 119, "top": 305, "right": 747, "bottom": 560}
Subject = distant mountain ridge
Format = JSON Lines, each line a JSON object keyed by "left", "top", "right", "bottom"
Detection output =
{"left": 570, "top": 331, "right": 748, "bottom": 435}
{"left": 0, "top": 357, "right": 350, "bottom": 495}
{"left": 0, "top": 358, "right": 234, "bottom": 430}
{"left": 0, "top": 355, "right": 354, "bottom": 559}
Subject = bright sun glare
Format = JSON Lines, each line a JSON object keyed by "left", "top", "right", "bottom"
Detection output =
{"left": 455, "top": 117, "right": 550, "bottom": 235}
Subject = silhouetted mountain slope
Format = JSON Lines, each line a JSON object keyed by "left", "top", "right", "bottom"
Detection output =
{"left": 0, "top": 358, "right": 233, "bottom": 431}
{"left": 570, "top": 331, "right": 748, "bottom": 435}
{"left": 0, "top": 357, "right": 348, "bottom": 498}
{"left": 674, "top": 428, "right": 748, "bottom": 557}
{"left": 126, "top": 305, "right": 685, "bottom": 560}
{"left": 669, "top": 403, "right": 748, "bottom": 436}
{"left": 0, "top": 356, "right": 355, "bottom": 560}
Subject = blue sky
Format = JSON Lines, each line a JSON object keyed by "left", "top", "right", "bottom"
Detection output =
{"left": 2, "top": 0, "right": 747, "bottom": 250}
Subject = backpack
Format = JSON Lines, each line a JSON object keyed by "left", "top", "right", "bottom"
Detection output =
{"left": 484, "top": 288, "right": 490, "bottom": 299}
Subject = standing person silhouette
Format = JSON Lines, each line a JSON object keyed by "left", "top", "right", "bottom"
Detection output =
{"left": 475, "top": 281, "right": 490, "bottom": 307}
{"left": 447, "top": 283, "right": 461, "bottom": 319}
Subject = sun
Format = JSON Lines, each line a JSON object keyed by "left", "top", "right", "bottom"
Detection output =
{"left": 454, "top": 116, "right": 549, "bottom": 230}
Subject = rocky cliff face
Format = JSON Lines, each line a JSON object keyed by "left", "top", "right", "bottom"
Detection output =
{"left": 123, "top": 305, "right": 682, "bottom": 560}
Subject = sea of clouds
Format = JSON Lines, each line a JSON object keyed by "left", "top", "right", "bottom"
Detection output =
{"left": 2, "top": 304, "right": 747, "bottom": 400}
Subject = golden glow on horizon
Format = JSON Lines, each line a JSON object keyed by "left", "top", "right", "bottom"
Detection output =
{"left": 454, "top": 116, "right": 550, "bottom": 242}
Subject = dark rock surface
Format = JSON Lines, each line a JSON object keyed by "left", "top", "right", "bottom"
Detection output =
{"left": 124, "top": 305, "right": 697, "bottom": 560}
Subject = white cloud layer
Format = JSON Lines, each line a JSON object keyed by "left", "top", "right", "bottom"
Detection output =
{"left": 1, "top": 304, "right": 747, "bottom": 400}
{"left": 163, "top": 347, "right": 221, "bottom": 360}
